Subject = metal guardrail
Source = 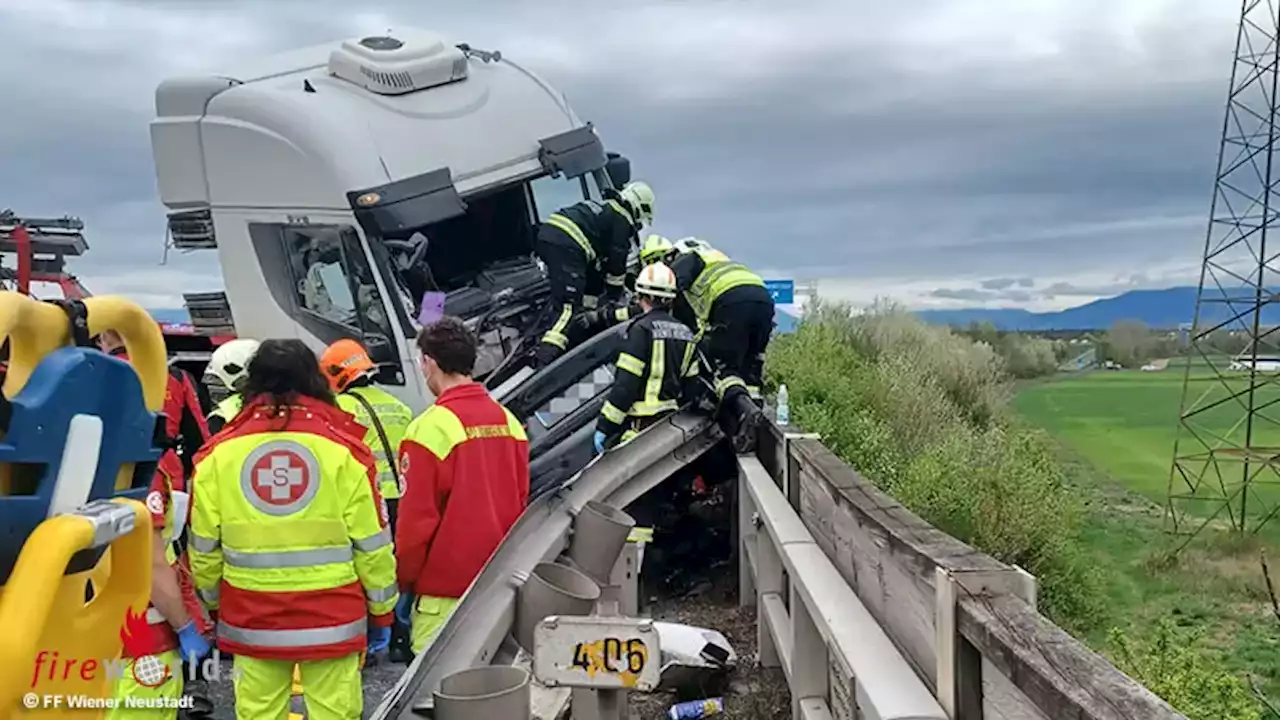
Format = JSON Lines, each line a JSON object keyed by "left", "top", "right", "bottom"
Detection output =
{"left": 737, "top": 454, "right": 948, "bottom": 720}
{"left": 368, "top": 410, "right": 720, "bottom": 720}
{"left": 760, "top": 420, "right": 1188, "bottom": 720}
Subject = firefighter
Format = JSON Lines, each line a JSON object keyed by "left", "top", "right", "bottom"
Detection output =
{"left": 395, "top": 317, "right": 530, "bottom": 656}
{"left": 319, "top": 339, "right": 413, "bottom": 533}
{"left": 107, "top": 450, "right": 214, "bottom": 720}
{"left": 97, "top": 329, "right": 210, "bottom": 475}
{"left": 667, "top": 238, "right": 773, "bottom": 453}
{"left": 530, "top": 181, "right": 656, "bottom": 368}
{"left": 565, "top": 234, "right": 677, "bottom": 348}
{"left": 204, "top": 338, "right": 261, "bottom": 434}
{"left": 593, "top": 262, "right": 701, "bottom": 453}
{"left": 319, "top": 338, "right": 416, "bottom": 665}
{"left": 188, "top": 339, "right": 398, "bottom": 720}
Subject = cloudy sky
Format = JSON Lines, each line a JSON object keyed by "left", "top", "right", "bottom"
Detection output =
{"left": 0, "top": 0, "right": 1243, "bottom": 311}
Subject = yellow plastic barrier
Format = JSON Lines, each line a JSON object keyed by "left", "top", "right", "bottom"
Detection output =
{"left": 0, "top": 292, "right": 169, "bottom": 716}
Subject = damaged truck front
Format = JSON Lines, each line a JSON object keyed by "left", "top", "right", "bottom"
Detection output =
{"left": 151, "top": 27, "right": 634, "bottom": 412}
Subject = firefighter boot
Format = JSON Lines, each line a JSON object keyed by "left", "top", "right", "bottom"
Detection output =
{"left": 178, "top": 659, "right": 215, "bottom": 720}
{"left": 389, "top": 620, "right": 414, "bottom": 664}
{"left": 719, "top": 387, "right": 762, "bottom": 454}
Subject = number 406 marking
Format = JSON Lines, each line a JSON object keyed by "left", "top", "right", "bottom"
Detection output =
{"left": 571, "top": 638, "right": 647, "bottom": 674}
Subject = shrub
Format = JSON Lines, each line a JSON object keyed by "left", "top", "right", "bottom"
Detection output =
{"left": 766, "top": 299, "right": 1103, "bottom": 629}
{"left": 999, "top": 334, "right": 1060, "bottom": 379}
{"left": 1108, "top": 621, "right": 1262, "bottom": 720}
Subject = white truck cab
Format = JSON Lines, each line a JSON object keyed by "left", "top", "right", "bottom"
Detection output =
{"left": 150, "top": 27, "right": 633, "bottom": 413}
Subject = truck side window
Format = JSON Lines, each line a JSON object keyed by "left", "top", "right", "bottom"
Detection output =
{"left": 527, "top": 174, "right": 590, "bottom": 223}
{"left": 248, "top": 222, "right": 397, "bottom": 365}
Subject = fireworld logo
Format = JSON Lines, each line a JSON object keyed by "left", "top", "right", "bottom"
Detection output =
{"left": 30, "top": 607, "right": 236, "bottom": 689}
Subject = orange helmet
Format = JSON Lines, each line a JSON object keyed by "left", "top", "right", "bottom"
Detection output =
{"left": 320, "top": 339, "right": 376, "bottom": 393}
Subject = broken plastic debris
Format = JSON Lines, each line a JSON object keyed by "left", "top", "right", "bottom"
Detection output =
{"left": 653, "top": 621, "right": 736, "bottom": 694}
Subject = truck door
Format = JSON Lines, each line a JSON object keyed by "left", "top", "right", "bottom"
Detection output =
{"left": 240, "top": 216, "right": 427, "bottom": 410}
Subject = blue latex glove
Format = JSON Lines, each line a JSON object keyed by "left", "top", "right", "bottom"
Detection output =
{"left": 593, "top": 430, "right": 607, "bottom": 454}
{"left": 395, "top": 593, "right": 416, "bottom": 626}
{"left": 368, "top": 625, "right": 391, "bottom": 654}
{"left": 176, "top": 621, "right": 211, "bottom": 663}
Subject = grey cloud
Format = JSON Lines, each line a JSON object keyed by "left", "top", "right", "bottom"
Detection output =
{"left": 929, "top": 288, "right": 995, "bottom": 301}
{"left": 0, "top": 0, "right": 1243, "bottom": 305}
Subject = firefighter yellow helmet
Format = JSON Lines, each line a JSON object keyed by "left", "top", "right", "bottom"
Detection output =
{"left": 639, "top": 234, "right": 675, "bottom": 265}
{"left": 635, "top": 262, "right": 678, "bottom": 299}
{"left": 619, "top": 181, "right": 655, "bottom": 226}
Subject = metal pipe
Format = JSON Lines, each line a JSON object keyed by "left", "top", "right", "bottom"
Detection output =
{"left": 567, "top": 501, "right": 635, "bottom": 585}
{"left": 433, "top": 665, "right": 531, "bottom": 720}
{"left": 514, "top": 562, "right": 600, "bottom": 653}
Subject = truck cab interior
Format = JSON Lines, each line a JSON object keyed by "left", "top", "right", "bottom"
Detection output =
{"left": 358, "top": 153, "right": 631, "bottom": 380}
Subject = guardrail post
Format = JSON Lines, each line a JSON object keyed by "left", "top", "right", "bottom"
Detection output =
{"left": 780, "top": 432, "right": 820, "bottom": 509}
{"left": 935, "top": 565, "right": 1037, "bottom": 720}
{"left": 754, "top": 517, "right": 784, "bottom": 669}
{"left": 788, "top": 581, "right": 828, "bottom": 720}
{"left": 738, "top": 471, "right": 759, "bottom": 609}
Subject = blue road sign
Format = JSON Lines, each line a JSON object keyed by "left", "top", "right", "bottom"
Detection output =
{"left": 764, "top": 279, "right": 794, "bottom": 304}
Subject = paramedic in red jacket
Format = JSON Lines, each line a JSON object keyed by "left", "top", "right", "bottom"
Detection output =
{"left": 108, "top": 450, "right": 214, "bottom": 719}
{"left": 98, "top": 329, "right": 210, "bottom": 475}
{"left": 394, "top": 317, "right": 530, "bottom": 656}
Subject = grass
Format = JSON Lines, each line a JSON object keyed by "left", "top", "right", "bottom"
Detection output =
{"left": 1015, "top": 368, "right": 1280, "bottom": 524}
{"left": 1015, "top": 368, "right": 1280, "bottom": 706}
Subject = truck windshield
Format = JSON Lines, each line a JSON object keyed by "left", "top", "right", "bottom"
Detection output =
{"left": 377, "top": 172, "right": 593, "bottom": 315}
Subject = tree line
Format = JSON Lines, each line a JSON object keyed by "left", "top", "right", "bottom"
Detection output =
{"left": 952, "top": 320, "right": 1268, "bottom": 377}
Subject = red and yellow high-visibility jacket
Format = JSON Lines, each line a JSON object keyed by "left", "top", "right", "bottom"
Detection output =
{"left": 124, "top": 450, "right": 214, "bottom": 658}
{"left": 395, "top": 382, "right": 529, "bottom": 598}
{"left": 188, "top": 394, "right": 398, "bottom": 661}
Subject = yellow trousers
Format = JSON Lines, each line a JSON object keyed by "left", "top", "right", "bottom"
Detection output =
{"left": 411, "top": 596, "right": 460, "bottom": 655}
{"left": 106, "top": 650, "right": 183, "bottom": 720}
{"left": 233, "top": 655, "right": 362, "bottom": 720}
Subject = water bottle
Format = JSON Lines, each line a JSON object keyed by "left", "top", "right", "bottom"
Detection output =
{"left": 776, "top": 383, "right": 790, "bottom": 426}
{"left": 667, "top": 697, "right": 724, "bottom": 719}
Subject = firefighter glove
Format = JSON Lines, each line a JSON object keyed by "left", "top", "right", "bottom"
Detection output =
{"left": 176, "top": 621, "right": 212, "bottom": 664}
{"left": 593, "top": 430, "right": 607, "bottom": 454}
{"left": 368, "top": 625, "right": 392, "bottom": 654}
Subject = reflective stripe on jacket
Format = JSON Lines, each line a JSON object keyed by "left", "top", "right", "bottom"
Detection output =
{"left": 545, "top": 198, "right": 635, "bottom": 294}
{"left": 336, "top": 385, "right": 413, "bottom": 500}
{"left": 670, "top": 248, "right": 766, "bottom": 330}
{"left": 396, "top": 382, "right": 530, "bottom": 599}
{"left": 597, "top": 309, "right": 700, "bottom": 438}
{"left": 188, "top": 395, "right": 398, "bottom": 661}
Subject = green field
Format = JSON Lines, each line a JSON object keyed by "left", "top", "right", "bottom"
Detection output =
{"left": 1016, "top": 367, "right": 1280, "bottom": 520}
{"left": 1016, "top": 369, "right": 1280, "bottom": 708}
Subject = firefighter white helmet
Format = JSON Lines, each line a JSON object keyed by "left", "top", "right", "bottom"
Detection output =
{"left": 619, "top": 181, "right": 656, "bottom": 226}
{"left": 207, "top": 338, "right": 261, "bottom": 392}
{"left": 635, "top": 262, "right": 678, "bottom": 299}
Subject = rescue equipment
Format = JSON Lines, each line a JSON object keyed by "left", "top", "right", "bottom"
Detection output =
{"left": 0, "top": 292, "right": 169, "bottom": 717}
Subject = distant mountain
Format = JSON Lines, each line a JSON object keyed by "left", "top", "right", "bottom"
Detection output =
{"left": 915, "top": 286, "right": 1280, "bottom": 331}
